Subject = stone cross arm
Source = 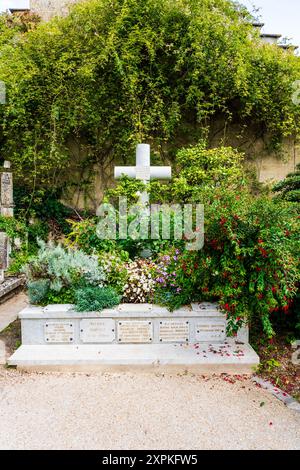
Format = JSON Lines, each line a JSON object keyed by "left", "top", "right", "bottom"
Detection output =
{"left": 114, "top": 165, "right": 171, "bottom": 181}
{"left": 114, "top": 144, "right": 171, "bottom": 182}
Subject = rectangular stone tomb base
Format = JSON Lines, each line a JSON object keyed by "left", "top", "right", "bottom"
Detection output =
{"left": 8, "top": 341, "right": 259, "bottom": 374}
{"left": 9, "top": 303, "right": 259, "bottom": 373}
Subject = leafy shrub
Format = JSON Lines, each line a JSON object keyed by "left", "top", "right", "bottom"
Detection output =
{"left": 98, "top": 251, "right": 129, "bottom": 294}
{"left": 170, "top": 143, "right": 246, "bottom": 201}
{"left": 65, "top": 219, "right": 118, "bottom": 255}
{"left": 0, "top": 11, "right": 40, "bottom": 36}
{"left": 44, "top": 288, "right": 76, "bottom": 305}
{"left": 25, "top": 240, "right": 106, "bottom": 304}
{"left": 154, "top": 189, "right": 300, "bottom": 337}
{"left": 107, "top": 142, "right": 248, "bottom": 207}
{"left": 273, "top": 164, "right": 300, "bottom": 203}
{"left": 8, "top": 250, "right": 33, "bottom": 275}
{"left": 1, "top": 0, "right": 300, "bottom": 201}
{"left": 0, "top": 215, "right": 27, "bottom": 245}
{"left": 75, "top": 286, "right": 121, "bottom": 312}
{"left": 65, "top": 214, "right": 181, "bottom": 259}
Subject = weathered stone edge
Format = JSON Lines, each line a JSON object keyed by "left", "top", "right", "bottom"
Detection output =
{"left": 0, "top": 277, "right": 25, "bottom": 299}
{"left": 252, "top": 376, "right": 300, "bottom": 413}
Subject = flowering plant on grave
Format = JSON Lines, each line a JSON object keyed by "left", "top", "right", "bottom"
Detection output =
{"left": 122, "top": 259, "right": 156, "bottom": 303}
{"left": 152, "top": 189, "right": 300, "bottom": 338}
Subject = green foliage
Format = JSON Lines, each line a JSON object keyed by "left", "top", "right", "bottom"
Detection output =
{"left": 273, "top": 164, "right": 300, "bottom": 203}
{"left": 104, "top": 176, "right": 146, "bottom": 206}
{"left": 105, "top": 142, "right": 247, "bottom": 205}
{"left": 27, "top": 279, "right": 50, "bottom": 304}
{"left": 0, "top": 215, "right": 32, "bottom": 274}
{"left": 14, "top": 187, "right": 74, "bottom": 236}
{"left": 154, "top": 142, "right": 246, "bottom": 202}
{"left": 153, "top": 189, "right": 300, "bottom": 337}
{"left": 0, "top": 0, "right": 299, "bottom": 201}
{"left": 25, "top": 241, "right": 106, "bottom": 304}
{"left": 176, "top": 142, "right": 245, "bottom": 186}
{"left": 65, "top": 218, "right": 118, "bottom": 254}
{"left": 44, "top": 288, "right": 76, "bottom": 305}
{"left": 65, "top": 205, "right": 183, "bottom": 259}
{"left": 75, "top": 286, "right": 121, "bottom": 311}
{"left": 98, "top": 251, "right": 129, "bottom": 294}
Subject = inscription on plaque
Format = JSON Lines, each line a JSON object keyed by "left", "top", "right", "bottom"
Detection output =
{"left": 159, "top": 320, "right": 189, "bottom": 343}
{"left": 191, "top": 302, "right": 219, "bottom": 311}
{"left": 80, "top": 319, "right": 115, "bottom": 343}
{"left": 195, "top": 321, "right": 226, "bottom": 342}
{"left": 118, "top": 321, "right": 153, "bottom": 343}
{"left": 44, "top": 321, "right": 74, "bottom": 343}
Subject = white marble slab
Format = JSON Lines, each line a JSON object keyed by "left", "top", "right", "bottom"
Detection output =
{"left": 80, "top": 319, "right": 115, "bottom": 343}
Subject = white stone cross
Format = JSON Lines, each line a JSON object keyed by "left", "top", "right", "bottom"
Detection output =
{"left": 114, "top": 144, "right": 171, "bottom": 207}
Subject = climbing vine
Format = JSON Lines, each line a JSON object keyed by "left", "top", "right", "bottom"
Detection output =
{"left": 0, "top": 0, "right": 299, "bottom": 202}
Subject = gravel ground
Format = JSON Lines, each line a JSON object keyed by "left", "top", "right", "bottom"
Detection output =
{"left": 0, "top": 368, "right": 299, "bottom": 450}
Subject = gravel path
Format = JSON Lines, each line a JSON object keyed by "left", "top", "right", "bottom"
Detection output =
{"left": 0, "top": 368, "right": 299, "bottom": 450}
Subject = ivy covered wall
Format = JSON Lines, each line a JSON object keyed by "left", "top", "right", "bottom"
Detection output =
{"left": 1, "top": 0, "right": 300, "bottom": 210}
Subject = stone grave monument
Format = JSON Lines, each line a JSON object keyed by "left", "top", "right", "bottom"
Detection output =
{"left": 0, "top": 160, "right": 24, "bottom": 299}
{"left": 9, "top": 302, "right": 259, "bottom": 372}
{"left": 9, "top": 145, "right": 259, "bottom": 372}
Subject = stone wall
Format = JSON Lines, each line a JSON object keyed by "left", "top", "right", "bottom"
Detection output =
{"left": 30, "top": 0, "right": 79, "bottom": 21}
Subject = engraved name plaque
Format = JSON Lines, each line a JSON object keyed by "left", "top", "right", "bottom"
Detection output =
{"left": 118, "top": 321, "right": 153, "bottom": 343}
{"left": 195, "top": 321, "right": 226, "bottom": 342}
{"left": 159, "top": 320, "right": 189, "bottom": 343}
{"left": 44, "top": 321, "right": 74, "bottom": 343}
{"left": 80, "top": 319, "right": 115, "bottom": 343}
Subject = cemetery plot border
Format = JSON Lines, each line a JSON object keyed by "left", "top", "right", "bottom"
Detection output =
{"left": 7, "top": 302, "right": 259, "bottom": 373}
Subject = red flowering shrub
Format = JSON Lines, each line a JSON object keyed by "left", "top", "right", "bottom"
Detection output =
{"left": 154, "top": 189, "right": 300, "bottom": 337}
